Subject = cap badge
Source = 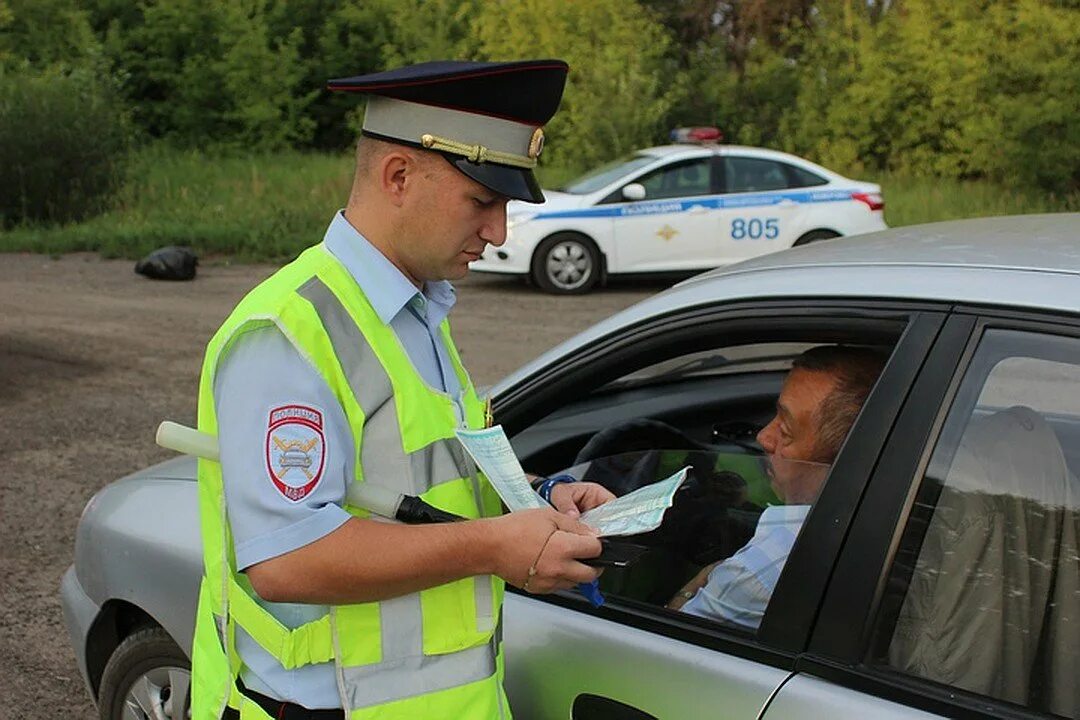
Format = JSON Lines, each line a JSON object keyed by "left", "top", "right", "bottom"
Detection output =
{"left": 528, "top": 128, "right": 545, "bottom": 159}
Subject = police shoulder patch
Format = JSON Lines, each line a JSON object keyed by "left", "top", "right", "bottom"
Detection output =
{"left": 265, "top": 404, "right": 326, "bottom": 503}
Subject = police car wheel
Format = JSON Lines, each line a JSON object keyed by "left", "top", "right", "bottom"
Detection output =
{"left": 98, "top": 626, "right": 191, "bottom": 720}
{"left": 531, "top": 233, "right": 600, "bottom": 294}
{"left": 793, "top": 229, "right": 840, "bottom": 246}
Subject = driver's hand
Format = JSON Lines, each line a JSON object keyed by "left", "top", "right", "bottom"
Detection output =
{"left": 549, "top": 481, "right": 616, "bottom": 518}
{"left": 666, "top": 561, "right": 719, "bottom": 610}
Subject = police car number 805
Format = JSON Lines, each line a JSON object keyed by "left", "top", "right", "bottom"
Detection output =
{"left": 470, "top": 129, "right": 886, "bottom": 294}
{"left": 732, "top": 217, "right": 780, "bottom": 240}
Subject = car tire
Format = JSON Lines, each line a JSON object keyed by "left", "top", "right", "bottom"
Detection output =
{"left": 98, "top": 626, "right": 191, "bottom": 720}
{"left": 793, "top": 229, "right": 841, "bottom": 246}
{"left": 530, "top": 233, "right": 601, "bottom": 294}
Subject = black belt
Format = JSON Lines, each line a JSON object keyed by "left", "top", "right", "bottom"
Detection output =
{"left": 222, "top": 681, "right": 345, "bottom": 720}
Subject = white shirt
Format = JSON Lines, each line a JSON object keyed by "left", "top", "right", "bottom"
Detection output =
{"left": 215, "top": 211, "right": 464, "bottom": 707}
{"left": 681, "top": 504, "right": 810, "bottom": 631}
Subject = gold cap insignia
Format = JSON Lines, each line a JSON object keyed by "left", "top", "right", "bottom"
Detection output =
{"left": 528, "top": 127, "right": 545, "bottom": 159}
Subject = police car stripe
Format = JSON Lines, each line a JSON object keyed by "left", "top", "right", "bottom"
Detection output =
{"left": 533, "top": 188, "right": 860, "bottom": 220}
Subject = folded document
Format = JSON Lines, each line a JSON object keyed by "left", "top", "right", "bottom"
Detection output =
{"left": 456, "top": 425, "right": 688, "bottom": 537}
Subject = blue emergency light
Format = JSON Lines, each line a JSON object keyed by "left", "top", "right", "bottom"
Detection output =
{"left": 670, "top": 126, "right": 723, "bottom": 144}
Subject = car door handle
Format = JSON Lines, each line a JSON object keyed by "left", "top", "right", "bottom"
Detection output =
{"left": 687, "top": 204, "right": 709, "bottom": 214}
{"left": 777, "top": 199, "right": 798, "bottom": 208}
{"left": 572, "top": 693, "right": 659, "bottom": 720}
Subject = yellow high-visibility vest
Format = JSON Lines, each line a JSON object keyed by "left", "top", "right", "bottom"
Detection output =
{"left": 190, "top": 243, "right": 508, "bottom": 719}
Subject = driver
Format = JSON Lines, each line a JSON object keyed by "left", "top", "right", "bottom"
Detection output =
{"left": 666, "top": 345, "right": 886, "bottom": 629}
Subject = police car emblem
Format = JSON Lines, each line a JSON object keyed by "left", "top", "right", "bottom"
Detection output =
{"left": 265, "top": 404, "right": 326, "bottom": 502}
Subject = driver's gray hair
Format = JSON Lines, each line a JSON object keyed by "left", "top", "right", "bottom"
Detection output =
{"left": 792, "top": 345, "right": 888, "bottom": 462}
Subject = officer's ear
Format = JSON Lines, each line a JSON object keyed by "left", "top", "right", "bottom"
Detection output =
{"left": 378, "top": 150, "right": 415, "bottom": 208}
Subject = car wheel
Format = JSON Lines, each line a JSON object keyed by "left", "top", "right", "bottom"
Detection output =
{"left": 98, "top": 626, "right": 191, "bottom": 720}
{"left": 531, "top": 233, "right": 601, "bottom": 294}
{"left": 793, "top": 229, "right": 841, "bottom": 246}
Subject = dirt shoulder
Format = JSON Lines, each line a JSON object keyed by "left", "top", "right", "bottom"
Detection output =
{"left": 0, "top": 252, "right": 655, "bottom": 718}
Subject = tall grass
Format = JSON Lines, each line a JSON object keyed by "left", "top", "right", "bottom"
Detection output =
{"left": 1, "top": 148, "right": 1075, "bottom": 260}
{"left": 0, "top": 147, "right": 353, "bottom": 261}
{"left": 873, "top": 172, "right": 1080, "bottom": 228}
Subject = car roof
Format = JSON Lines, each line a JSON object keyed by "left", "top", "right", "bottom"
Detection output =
{"left": 689, "top": 212, "right": 1080, "bottom": 280}
{"left": 636, "top": 144, "right": 845, "bottom": 179}
{"left": 637, "top": 144, "right": 716, "bottom": 159}
{"left": 639, "top": 143, "right": 829, "bottom": 164}
{"left": 495, "top": 213, "right": 1080, "bottom": 393}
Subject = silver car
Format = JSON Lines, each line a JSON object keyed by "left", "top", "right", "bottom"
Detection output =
{"left": 62, "top": 214, "right": 1080, "bottom": 720}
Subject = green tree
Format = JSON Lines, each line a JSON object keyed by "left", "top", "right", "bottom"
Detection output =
{"left": 779, "top": 0, "right": 1079, "bottom": 193}
{"left": 0, "top": 1, "right": 13, "bottom": 68}
{"left": 0, "top": 67, "right": 132, "bottom": 226}
{"left": 214, "top": 0, "right": 315, "bottom": 149}
{"left": 0, "top": 0, "right": 101, "bottom": 71}
{"left": 961, "top": 0, "right": 1080, "bottom": 192}
{"left": 311, "top": 0, "right": 479, "bottom": 147}
{"left": 472, "top": 0, "right": 685, "bottom": 177}
{"left": 92, "top": 0, "right": 314, "bottom": 149}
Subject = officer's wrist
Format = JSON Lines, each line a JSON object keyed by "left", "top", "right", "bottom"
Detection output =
{"left": 533, "top": 473, "right": 577, "bottom": 505}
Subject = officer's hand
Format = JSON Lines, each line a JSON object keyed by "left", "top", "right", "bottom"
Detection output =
{"left": 549, "top": 481, "right": 616, "bottom": 518}
{"left": 489, "top": 508, "right": 602, "bottom": 594}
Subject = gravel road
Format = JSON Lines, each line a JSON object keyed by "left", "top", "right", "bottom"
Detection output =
{"left": 0, "top": 252, "right": 660, "bottom": 719}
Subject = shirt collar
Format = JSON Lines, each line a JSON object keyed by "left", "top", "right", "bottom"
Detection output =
{"left": 322, "top": 211, "right": 456, "bottom": 326}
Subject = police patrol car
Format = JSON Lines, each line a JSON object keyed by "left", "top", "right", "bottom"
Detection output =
{"left": 472, "top": 128, "right": 887, "bottom": 294}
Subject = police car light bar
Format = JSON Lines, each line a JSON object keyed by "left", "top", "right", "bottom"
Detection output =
{"left": 670, "top": 127, "right": 723, "bottom": 144}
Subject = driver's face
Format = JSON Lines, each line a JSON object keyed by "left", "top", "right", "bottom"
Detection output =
{"left": 756, "top": 368, "right": 838, "bottom": 504}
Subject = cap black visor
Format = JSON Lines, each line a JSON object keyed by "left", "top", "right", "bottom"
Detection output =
{"left": 447, "top": 155, "right": 545, "bottom": 203}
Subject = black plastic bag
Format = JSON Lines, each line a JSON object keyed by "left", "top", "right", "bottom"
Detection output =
{"left": 134, "top": 246, "right": 198, "bottom": 281}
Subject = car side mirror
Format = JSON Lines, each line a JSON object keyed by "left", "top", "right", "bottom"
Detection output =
{"left": 621, "top": 183, "right": 646, "bottom": 201}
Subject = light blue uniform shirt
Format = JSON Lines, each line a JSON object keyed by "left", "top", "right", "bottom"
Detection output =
{"left": 214, "top": 211, "right": 464, "bottom": 708}
{"left": 681, "top": 504, "right": 810, "bottom": 631}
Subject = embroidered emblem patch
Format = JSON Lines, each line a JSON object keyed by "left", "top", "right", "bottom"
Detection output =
{"left": 265, "top": 404, "right": 326, "bottom": 502}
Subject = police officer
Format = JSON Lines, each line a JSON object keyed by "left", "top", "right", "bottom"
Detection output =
{"left": 190, "top": 60, "right": 614, "bottom": 720}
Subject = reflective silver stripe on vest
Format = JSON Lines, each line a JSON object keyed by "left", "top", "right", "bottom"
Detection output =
{"left": 341, "top": 612, "right": 500, "bottom": 710}
{"left": 299, "top": 277, "right": 469, "bottom": 496}
{"left": 299, "top": 275, "right": 498, "bottom": 696}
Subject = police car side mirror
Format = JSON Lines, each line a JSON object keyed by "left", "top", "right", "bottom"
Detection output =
{"left": 621, "top": 183, "right": 646, "bottom": 202}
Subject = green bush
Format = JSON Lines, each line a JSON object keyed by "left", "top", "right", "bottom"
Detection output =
{"left": 0, "top": 69, "right": 133, "bottom": 226}
{"left": 471, "top": 0, "right": 685, "bottom": 178}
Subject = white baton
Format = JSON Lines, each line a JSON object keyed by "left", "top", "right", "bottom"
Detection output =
{"left": 154, "top": 420, "right": 457, "bottom": 523}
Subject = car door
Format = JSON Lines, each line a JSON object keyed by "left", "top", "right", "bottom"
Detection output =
{"left": 763, "top": 310, "right": 1080, "bottom": 720}
{"left": 494, "top": 300, "right": 945, "bottom": 720}
{"left": 716, "top": 156, "right": 811, "bottom": 263}
{"left": 605, "top": 156, "right": 721, "bottom": 274}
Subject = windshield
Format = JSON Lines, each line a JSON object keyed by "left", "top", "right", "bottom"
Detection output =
{"left": 558, "top": 154, "right": 658, "bottom": 195}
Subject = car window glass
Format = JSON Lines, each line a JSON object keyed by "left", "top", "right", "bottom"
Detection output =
{"left": 529, "top": 340, "right": 891, "bottom": 638}
{"left": 559, "top": 154, "right": 657, "bottom": 195}
{"left": 724, "top": 157, "right": 792, "bottom": 193}
{"left": 633, "top": 159, "right": 713, "bottom": 201}
{"left": 601, "top": 342, "right": 817, "bottom": 391}
{"left": 784, "top": 164, "right": 829, "bottom": 188}
{"left": 556, "top": 448, "right": 828, "bottom": 636}
{"left": 871, "top": 328, "right": 1080, "bottom": 719}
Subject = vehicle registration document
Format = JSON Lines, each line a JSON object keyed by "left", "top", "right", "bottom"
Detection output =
{"left": 456, "top": 425, "right": 689, "bottom": 537}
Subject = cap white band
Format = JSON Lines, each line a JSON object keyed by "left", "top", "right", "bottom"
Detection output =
{"left": 362, "top": 96, "right": 540, "bottom": 167}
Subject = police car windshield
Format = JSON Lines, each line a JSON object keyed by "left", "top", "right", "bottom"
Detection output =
{"left": 558, "top": 154, "right": 657, "bottom": 195}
